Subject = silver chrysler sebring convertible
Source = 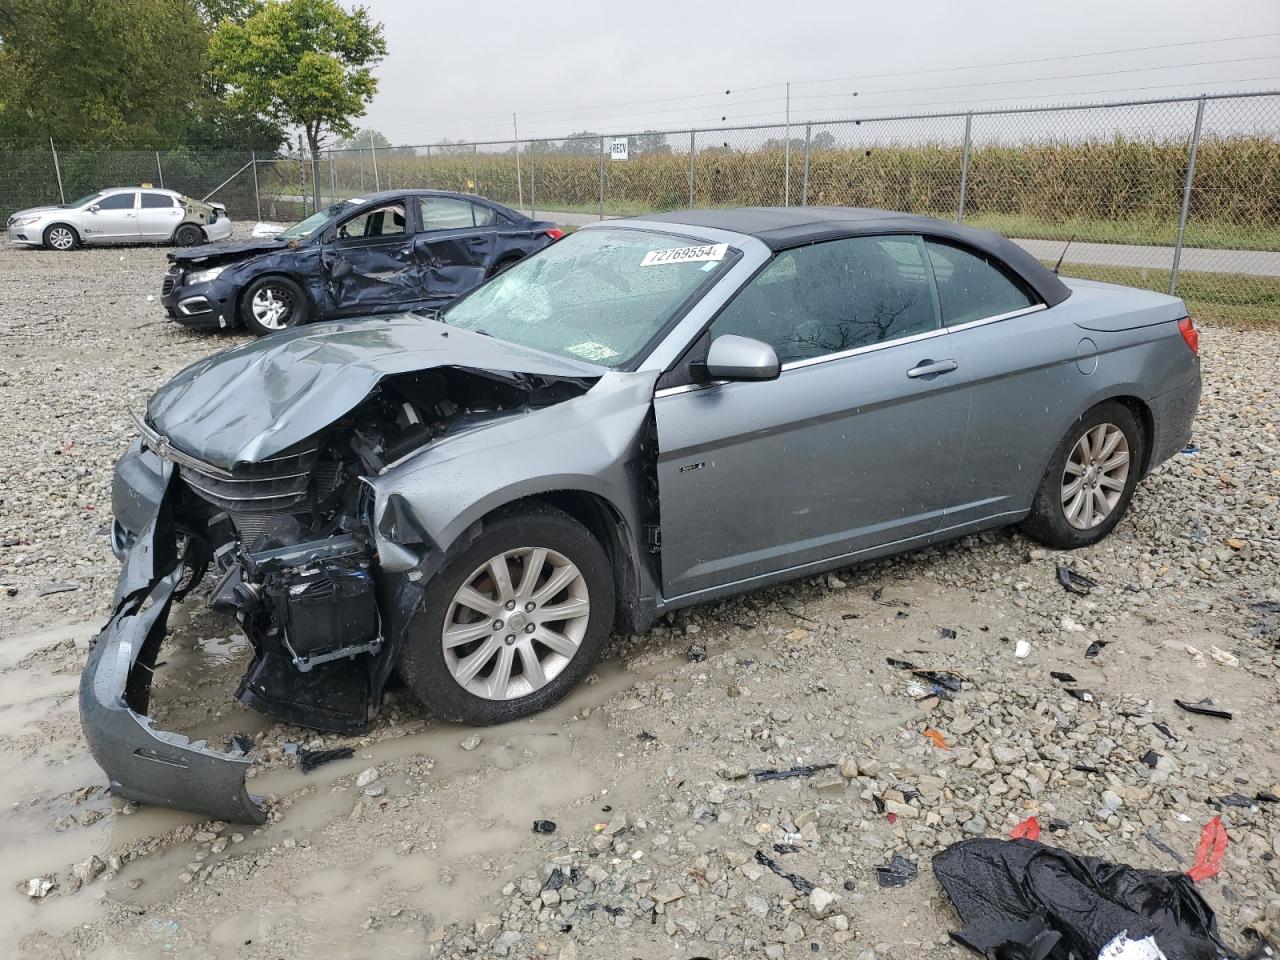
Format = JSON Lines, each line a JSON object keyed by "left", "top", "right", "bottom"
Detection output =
{"left": 84, "top": 207, "right": 1201, "bottom": 821}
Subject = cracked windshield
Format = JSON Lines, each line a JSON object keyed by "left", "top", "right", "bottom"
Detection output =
{"left": 442, "top": 228, "right": 736, "bottom": 366}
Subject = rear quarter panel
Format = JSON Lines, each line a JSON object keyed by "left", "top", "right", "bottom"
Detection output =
{"left": 947, "top": 280, "right": 1197, "bottom": 523}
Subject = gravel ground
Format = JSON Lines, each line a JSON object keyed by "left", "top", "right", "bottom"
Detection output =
{"left": 1, "top": 238, "right": 1279, "bottom": 960}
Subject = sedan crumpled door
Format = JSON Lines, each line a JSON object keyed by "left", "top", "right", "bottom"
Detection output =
{"left": 322, "top": 201, "right": 422, "bottom": 315}
{"left": 416, "top": 228, "right": 494, "bottom": 297}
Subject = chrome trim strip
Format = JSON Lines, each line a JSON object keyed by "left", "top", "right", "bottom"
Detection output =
{"left": 654, "top": 382, "right": 722, "bottom": 399}
{"left": 180, "top": 473, "right": 308, "bottom": 504}
{"left": 185, "top": 468, "right": 313, "bottom": 483}
{"left": 133, "top": 413, "right": 236, "bottom": 480}
{"left": 780, "top": 325, "right": 949, "bottom": 373}
{"left": 944, "top": 302, "right": 1046, "bottom": 332}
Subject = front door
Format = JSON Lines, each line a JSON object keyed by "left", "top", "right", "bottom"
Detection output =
{"left": 83, "top": 191, "right": 139, "bottom": 241}
{"left": 654, "top": 234, "right": 969, "bottom": 600}
{"left": 323, "top": 199, "right": 421, "bottom": 315}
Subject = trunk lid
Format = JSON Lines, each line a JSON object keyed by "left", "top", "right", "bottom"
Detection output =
{"left": 1062, "top": 277, "right": 1187, "bottom": 332}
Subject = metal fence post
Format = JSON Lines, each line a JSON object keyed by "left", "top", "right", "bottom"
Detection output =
{"left": 688, "top": 130, "right": 696, "bottom": 208}
{"left": 598, "top": 136, "right": 606, "bottom": 220}
{"left": 49, "top": 138, "right": 65, "bottom": 204}
{"left": 251, "top": 150, "right": 261, "bottom": 221}
{"left": 329, "top": 150, "right": 336, "bottom": 205}
{"left": 155, "top": 151, "right": 164, "bottom": 189}
{"left": 1170, "top": 97, "right": 1206, "bottom": 296}
{"left": 423, "top": 144, "right": 432, "bottom": 189}
{"left": 957, "top": 114, "right": 972, "bottom": 223}
{"left": 472, "top": 143, "right": 479, "bottom": 193}
{"left": 801, "top": 123, "right": 811, "bottom": 206}
{"left": 369, "top": 131, "right": 381, "bottom": 191}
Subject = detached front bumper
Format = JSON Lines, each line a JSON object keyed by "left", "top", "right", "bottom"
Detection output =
{"left": 80, "top": 448, "right": 267, "bottom": 824}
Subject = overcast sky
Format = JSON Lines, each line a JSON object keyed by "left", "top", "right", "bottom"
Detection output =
{"left": 353, "top": 0, "right": 1280, "bottom": 145}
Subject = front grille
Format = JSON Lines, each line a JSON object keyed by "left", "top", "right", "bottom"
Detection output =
{"left": 179, "top": 449, "right": 319, "bottom": 513}
{"left": 161, "top": 275, "right": 178, "bottom": 295}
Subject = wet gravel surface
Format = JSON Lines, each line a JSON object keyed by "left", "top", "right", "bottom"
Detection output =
{"left": 2, "top": 238, "right": 1279, "bottom": 959}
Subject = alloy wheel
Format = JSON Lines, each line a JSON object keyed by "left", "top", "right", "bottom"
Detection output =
{"left": 1061, "top": 422, "right": 1130, "bottom": 530}
{"left": 250, "top": 285, "right": 293, "bottom": 330}
{"left": 441, "top": 547, "right": 590, "bottom": 701}
{"left": 48, "top": 227, "right": 75, "bottom": 250}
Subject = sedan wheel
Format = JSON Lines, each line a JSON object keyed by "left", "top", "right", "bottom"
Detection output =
{"left": 442, "top": 547, "right": 590, "bottom": 701}
{"left": 398, "top": 504, "right": 615, "bottom": 725}
{"left": 44, "top": 225, "right": 77, "bottom": 251}
{"left": 251, "top": 286, "right": 293, "bottom": 330}
{"left": 1021, "top": 400, "right": 1144, "bottom": 550}
{"left": 1060, "top": 423, "right": 1130, "bottom": 530}
{"left": 240, "top": 276, "right": 308, "bottom": 336}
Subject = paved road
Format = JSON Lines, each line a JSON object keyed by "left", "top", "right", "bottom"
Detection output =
{"left": 533, "top": 209, "right": 1280, "bottom": 278}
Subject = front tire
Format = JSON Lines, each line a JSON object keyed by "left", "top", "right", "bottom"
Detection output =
{"left": 1021, "top": 400, "right": 1144, "bottom": 549}
{"left": 240, "top": 276, "right": 308, "bottom": 336}
{"left": 399, "top": 505, "right": 615, "bottom": 725}
{"left": 43, "top": 223, "right": 79, "bottom": 251}
{"left": 173, "top": 223, "right": 204, "bottom": 247}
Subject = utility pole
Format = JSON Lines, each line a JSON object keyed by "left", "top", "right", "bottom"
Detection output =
{"left": 513, "top": 113, "right": 525, "bottom": 213}
{"left": 783, "top": 81, "right": 791, "bottom": 207}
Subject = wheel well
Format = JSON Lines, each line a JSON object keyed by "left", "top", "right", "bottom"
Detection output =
{"left": 1107, "top": 395, "right": 1155, "bottom": 476}
{"left": 477, "top": 491, "right": 641, "bottom": 633}
{"left": 174, "top": 222, "right": 206, "bottom": 241}
{"left": 44, "top": 222, "right": 79, "bottom": 241}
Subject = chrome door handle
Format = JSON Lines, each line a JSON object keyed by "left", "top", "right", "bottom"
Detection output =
{"left": 906, "top": 358, "right": 958, "bottom": 379}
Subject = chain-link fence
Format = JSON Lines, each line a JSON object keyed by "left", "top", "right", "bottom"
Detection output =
{"left": 3, "top": 91, "right": 1277, "bottom": 324}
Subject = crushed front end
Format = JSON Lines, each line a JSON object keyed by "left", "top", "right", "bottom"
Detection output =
{"left": 82, "top": 362, "right": 585, "bottom": 822}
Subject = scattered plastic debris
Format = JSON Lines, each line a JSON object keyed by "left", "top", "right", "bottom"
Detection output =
{"left": 686, "top": 642, "right": 706, "bottom": 663}
{"left": 939, "top": 626, "right": 957, "bottom": 639}
{"left": 1141, "top": 750, "right": 1159, "bottom": 768}
{"left": 752, "top": 763, "right": 836, "bottom": 782}
{"left": 922, "top": 729, "right": 950, "bottom": 750}
{"left": 1181, "top": 444, "right": 1200, "bottom": 455}
{"left": 298, "top": 746, "right": 354, "bottom": 773}
{"left": 230, "top": 734, "right": 255, "bottom": 755}
{"left": 1144, "top": 830, "right": 1186, "bottom": 865}
{"left": 1153, "top": 721, "right": 1177, "bottom": 741}
{"left": 543, "top": 867, "right": 567, "bottom": 891}
{"left": 1066, "top": 688, "right": 1094, "bottom": 702}
{"left": 875, "top": 853, "right": 918, "bottom": 887}
{"left": 1085, "top": 640, "right": 1109, "bottom": 658}
{"left": 1057, "top": 565, "right": 1097, "bottom": 596}
{"left": 1258, "top": 791, "right": 1280, "bottom": 803}
{"left": 1050, "top": 671, "right": 1077, "bottom": 683}
{"left": 1213, "top": 793, "right": 1256, "bottom": 810}
{"left": 934, "top": 837, "right": 1232, "bottom": 959}
{"left": 911, "top": 669, "right": 963, "bottom": 692}
{"left": 1097, "top": 933, "right": 1168, "bottom": 960}
{"left": 885, "top": 657, "right": 915, "bottom": 670}
{"left": 754, "top": 849, "right": 814, "bottom": 894}
{"left": 1011, "top": 816, "right": 1041, "bottom": 840}
{"left": 1175, "top": 698, "right": 1233, "bottom": 720}
{"left": 772, "top": 842, "right": 800, "bottom": 855}
{"left": 1187, "top": 816, "right": 1228, "bottom": 882}
{"left": 35, "top": 580, "right": 80, "bottom": 596}
{"left": 532, "top": 819, "right": 558, "bottom": 834}
{"left": 1209, "top": 646, "right": 1238, "bottom": 667}
{"left": 1014, "top": 640, "right": 1032, "bottom": 659}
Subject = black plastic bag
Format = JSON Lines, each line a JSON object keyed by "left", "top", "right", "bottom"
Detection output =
{"left": 933, "top": 838, "right": 1234, "bottom": 960}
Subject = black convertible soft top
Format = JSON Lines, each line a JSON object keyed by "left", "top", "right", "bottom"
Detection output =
{"left": 639, "top": 206, "right": 1071, "bottom": 307}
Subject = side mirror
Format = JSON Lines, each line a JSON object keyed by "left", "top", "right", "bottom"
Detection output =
{"left": 88, "top": 205, "right": 100, "bottom": 213}
{"left": 704, "top": 335, "right": 780, "bottom": 382}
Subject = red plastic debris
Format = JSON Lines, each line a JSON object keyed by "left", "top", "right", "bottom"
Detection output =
{"left": 923, "top": 729, "right": 950, "bottom": 750}
{"left": 1186, "top": 816, "right": 1228, "bottom": 882}
{"left": 1011, "top": 816, "right": 1041, "bottom": 841}
{"left": 886, "top": 812, "right": 897, "bottom": 825}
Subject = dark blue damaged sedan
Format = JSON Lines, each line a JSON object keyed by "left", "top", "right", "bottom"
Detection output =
{"left": 160, "top": 189, "right": 563, "bottom": 336}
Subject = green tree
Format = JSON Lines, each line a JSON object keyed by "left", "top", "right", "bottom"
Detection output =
{"left": 211, "top": 0, "right": 386, "bottom": 204}
{"left": 0, "top": 0, "right": 209, "bottom": 146}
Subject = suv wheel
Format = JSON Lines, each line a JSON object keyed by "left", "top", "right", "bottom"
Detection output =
{"left": 399, "top": 505, "right": 615, "bottom": 725}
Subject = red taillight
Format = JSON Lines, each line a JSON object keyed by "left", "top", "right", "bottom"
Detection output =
{"left": 546, "top": 227, "right": 564, "bottom": 241}
{"left": 1178, "top": 316, "right": 1200, "bottom": 355}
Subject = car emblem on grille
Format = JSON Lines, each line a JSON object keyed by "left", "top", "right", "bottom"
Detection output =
{"left": 152, "top": 434, "right": 172, "bottom": 460}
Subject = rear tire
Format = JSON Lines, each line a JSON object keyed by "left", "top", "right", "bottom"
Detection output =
{"left": 1020, "top": 400, "right": 1144, "bottom": 549}
{"left": 240, "top": 275, "right": 308, "bottom": 336}
{"left": 399, "top": 504, "right": 615, "bottom": 725}
{"left": 173, "top": 223, "right": 204, "bottom": 247}
{"left": 43, "top": 223, "right": 79, "bottom": 251}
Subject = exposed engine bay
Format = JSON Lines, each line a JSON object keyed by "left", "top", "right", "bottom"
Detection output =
{"left": 144, "top": 367, "right": 590, "bottom": 733}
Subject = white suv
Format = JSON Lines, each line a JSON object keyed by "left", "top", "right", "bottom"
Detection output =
{"left": 6, "top": 187, "right": 232, "bottom": 251}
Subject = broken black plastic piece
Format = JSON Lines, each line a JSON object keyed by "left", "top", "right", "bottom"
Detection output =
{"left": 1141, "top": 750, "right": 1159, "bottom": 768}
{"left": 1050, "top": 671, "right": 1077, "bottom": 683}
{"left": 1144, "top": 830, "right": 1186, "bottom": 865}
{"left": 230, "top": 734, "right": 256, "bottom": 755}
{"left": 939, "top": 627, "right": 957, "bottom": 639}
{"left": 1056, "top": 565, "right": 1097, "bottom": 596}
{"left": 754, "top": 849, "right": 814, "bottom": 894}
{"left": 1175, "top": 698, "right": 1233, "bottom": 720}
{"left": 1065, "top": 688, "right": 1094, "bottom": 702}
{"left": 875, "top": 852, "right": 918, "bottom": 887}
{"left": 1153, "top": 721, "right": 1177, "bottom": 741}
{"left": 1257, "top": 791, "right": 1280, "bottom": 803}
{"left": 1085, "top": 640, "right": 1108, "bottom": 659}
{"left": 773, "top": 842, "right": 800, "bottom": 855}
{"left": 544, "top": 867, "right": 566, "bottom": 891}
{"left": 532, "top": 819, "right": 557, "bottom": 834}
{"left": 298, "top": 746, "right": 354, "bottom": 773}
{"left": 752, "top": 763, "right": 837, "bottom": 782}
{"left": 886, "top": 657, "right": 915, "bottom": 670}
{"left": 1214, "top": 793, "right": 1256, "bottom": 809}
{"left": 912, "top": 669, "right": 963, "bottom": 692}
{"left": 1073, "top": 763, "right": 1101, "bottom": 774}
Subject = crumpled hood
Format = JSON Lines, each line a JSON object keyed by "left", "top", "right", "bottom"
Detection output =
{"left": 146, "top": 316, "right": 602, "bottom": 466}
{"left": 167, "top": 238, "right": 291, "bottom": 265}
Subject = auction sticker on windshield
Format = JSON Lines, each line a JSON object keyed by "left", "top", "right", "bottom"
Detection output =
{"left": 641, "top": 242, "right": 728, "bottom": 267}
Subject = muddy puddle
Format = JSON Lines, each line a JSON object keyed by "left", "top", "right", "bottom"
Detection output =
{"left": 1, "top": 612, "right": 688, "bottom": 956}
